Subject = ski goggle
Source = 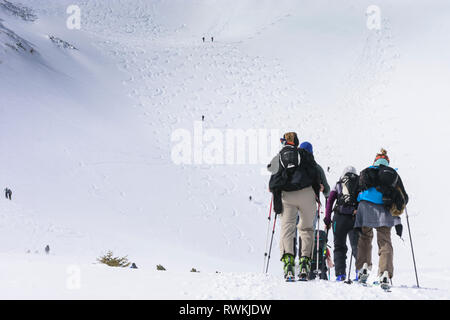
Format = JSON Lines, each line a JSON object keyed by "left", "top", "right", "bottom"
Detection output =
{"left": 280, "top": 138, "right": 296, "bottom": 146}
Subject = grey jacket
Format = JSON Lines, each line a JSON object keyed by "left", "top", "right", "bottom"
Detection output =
{"left": 317, "top": 164, "right": 330, "bottom": 198}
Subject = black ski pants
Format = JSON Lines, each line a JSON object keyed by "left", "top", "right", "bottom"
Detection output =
{"left": 333, "top": 213, "right": 359, "bottom": 277}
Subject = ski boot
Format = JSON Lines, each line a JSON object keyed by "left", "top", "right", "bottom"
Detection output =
{"left": 282, "top": 254, "right": 295, "bottom": 282}
{"left": 336, "top": 274, "right": 346, "bottom": 282}
{"left": 298, "top": 256, "right": 311, "bottom": 281}
{"left": 354, "top": 270, "right": 359, "bottom": 282}
{"left": 379, "top": 271, "right": 391, "bottom": 292}
{"left": 358, "top": 263, "right": 371, "bottom": 286}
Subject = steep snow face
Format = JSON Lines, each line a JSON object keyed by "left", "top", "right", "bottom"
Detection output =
{"left": 1, "top": 0, "right": 450, "bottom": 298}
{"left": 0, "top": 0, "right": 37, "bottom": 21}
{"left": 0, "top": 20, "right": 34, "bottom": 56}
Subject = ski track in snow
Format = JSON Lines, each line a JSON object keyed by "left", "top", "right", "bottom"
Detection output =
{"left": 77, "top": 8, "right": 311, "bottom": 260}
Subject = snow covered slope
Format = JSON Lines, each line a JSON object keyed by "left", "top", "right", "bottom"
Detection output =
{"left": 0, "top": 0, "right": 449, "bottom": 299}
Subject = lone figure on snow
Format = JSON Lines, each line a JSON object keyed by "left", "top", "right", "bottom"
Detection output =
{"left": 4, "top": 188, "right": 12, "bottom": 200}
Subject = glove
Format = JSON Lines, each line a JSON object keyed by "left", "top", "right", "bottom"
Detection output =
{"left": 395, "top": 224, "right": 403, "bottom": 238}
{"left": 323, "top": 217, "right": 331, "bottom": 230}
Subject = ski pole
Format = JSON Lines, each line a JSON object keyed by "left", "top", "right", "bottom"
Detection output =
{"left": 310, "top": 197, "right": 320, "bottom": 272}
{"left": 326, "top": 228, "right": 331, "bottom": 279}
{"left": 405, "top": 207, "right": 420, "bottom": 288}
{"left": 265, "top": 212, "right": 278, "bottom": 274}
{"left": 315, "top": 199, "right": 321, "bottom": 277}
{"left": 263, "top": 198, "right": 273, "bottom": 273}
{"left": 344, "top": 251, "right": 353, "bottom": 284}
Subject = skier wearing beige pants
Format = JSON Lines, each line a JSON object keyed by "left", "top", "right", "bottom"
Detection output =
{"left": 355, "top": 149, "right": 407, "bottom": 287}
{"left": 356, "top": 226, "right": 394, "bottom": 278}
{"left": 279, "top": 186, "right": 317, "bottom": 258}
{"left": 268, "top": 131, "right": 321, "bottom": 280}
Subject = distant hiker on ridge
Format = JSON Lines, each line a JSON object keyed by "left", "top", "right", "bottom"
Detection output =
{"left": 4, "top": 188, "right": 12, "bottom": 200}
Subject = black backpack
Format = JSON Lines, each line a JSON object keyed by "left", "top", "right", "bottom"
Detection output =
{"left": 376, "top": 165, "right": 408, "bottom": 216}
{"left": 279, "top": 145, "right": 301, "bottom": 172}
{"left": 336, "top": 173, "right": 359, "bottom": 209}
{"left": 269, "top": 146, "right": 320, "bottom": 214}
{"left": 269, "top": 146, "right": 317, "bottom": 193}
{"left": 359, "top": 167, "right": 378, "bottom": 191}
{"left": 377, "top": 165, "right": 399, "bottom": 189}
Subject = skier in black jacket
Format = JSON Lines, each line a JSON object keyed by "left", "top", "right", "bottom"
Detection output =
{"left": 267, "top": 132, "right": 321, "bottom": 281}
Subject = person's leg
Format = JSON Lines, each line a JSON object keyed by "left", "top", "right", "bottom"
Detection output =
{"left": 348, "top": 227, "right": 359, "bottom": 260}
{"left": 333, "top": 214, "right": 349, "bottom": 277}
{"left": 279, "top": 196, "right": 299, "bottom": 258}
{"left": 293, "top": 215, "right": 299, "bottom": 259}
{"left": 376, "top": 226, "right": 394, "bottom": 278}
{"left": 356, "top": 227, "right": 373, "bottom": 271}
{"left": 296, "top": 187, "right": 317, "bottom": 258}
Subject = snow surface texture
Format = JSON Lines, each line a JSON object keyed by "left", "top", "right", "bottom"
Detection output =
{"left": 0, "top": 0, "right": 449, "bottom": 299}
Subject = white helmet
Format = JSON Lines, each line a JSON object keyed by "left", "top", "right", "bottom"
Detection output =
{"left": 341, "top": 166, "right": 357, "bottom": 179}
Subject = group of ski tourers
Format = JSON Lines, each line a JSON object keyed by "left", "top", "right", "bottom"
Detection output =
{"left": 266, "top": 132, "right": 409, "bottom": 290}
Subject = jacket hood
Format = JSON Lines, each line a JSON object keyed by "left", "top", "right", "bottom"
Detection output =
{"left": 341, "top": 166, "right": 357, "bottom": 179}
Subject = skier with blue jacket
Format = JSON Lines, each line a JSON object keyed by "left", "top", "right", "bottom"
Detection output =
{"left": 354, "top": 149, "right": 407, "bottom": 290}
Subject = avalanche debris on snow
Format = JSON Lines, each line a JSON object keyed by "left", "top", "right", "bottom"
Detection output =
{"left": 0, "top": 0, "right": 37, "bottom": 22}
{"left": 48, "top": 35, "right": 77, "bottom": 50}
{"left": 0, "top": 19, "right": 35, "bottom": 54}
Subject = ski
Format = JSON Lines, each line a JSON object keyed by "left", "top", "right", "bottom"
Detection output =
{"left": 373, "top": 281, "right": 392, "bottom": 292}
{"left": 298, "top": 272, "right": 308, "bottom": 281}
{"left": 360, "top": 282, "right": 372, "bottom": 288}
{"left": 351, "top": 280, "right": 392, "bottom": 292}
{"left": 381, "top": 285, "right": 392, "bottom": 292}
{"left": 285, "top": 271, "right": 295, "bottom": 282}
